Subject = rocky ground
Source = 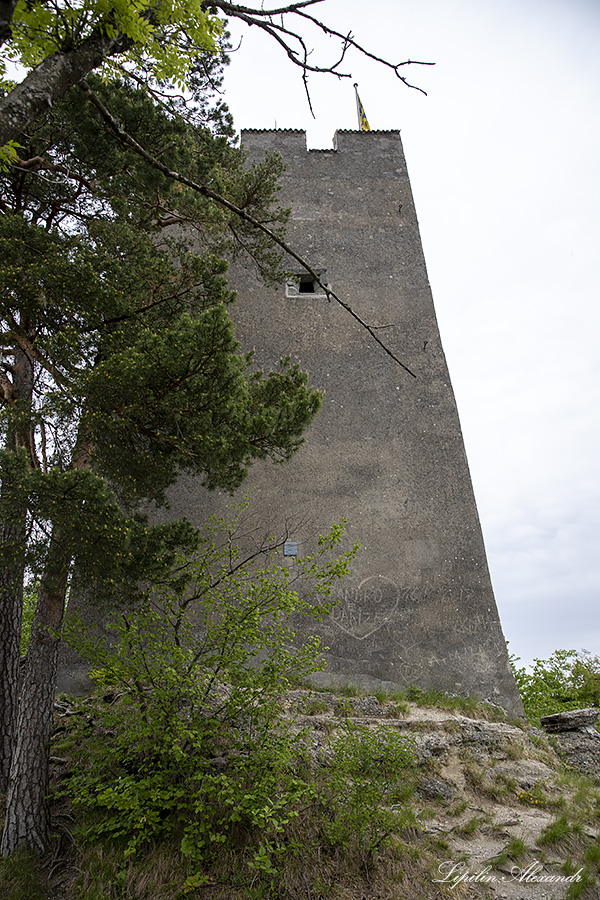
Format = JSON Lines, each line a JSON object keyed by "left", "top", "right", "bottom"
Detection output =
{"left": 282, "top": 691, "right": 600, "bottom": 900}
{"left": 25, "top": 690, "right": 598, "bottom": 900}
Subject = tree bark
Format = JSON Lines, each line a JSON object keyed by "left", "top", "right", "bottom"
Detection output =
{"left": 0, "top": 520, "right": 25, "bottom": 794}
{"left": 0, "top": 0, "right": 18, "bottom": 47}
{"left": 0, "top": 346, "right": 34, "bottom": 791}
{"left": 0, "top": 29, "right": 130, "bottom": 148}
{"left": 1, "top": 530, "right": 71, "bottom": 856}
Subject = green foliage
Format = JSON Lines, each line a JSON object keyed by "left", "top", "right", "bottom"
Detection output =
{"left": 510, "top": 649, "right": 600, "bottom": 726}
{"left": 0, "top": 72, "right": 319, "bottom": 613}
{"left": 319, "top": 723, "right": 417, "bottom": 861}
{"left": 57, "top": 511, "right": 416, "bottom": 890}
{"left": 0, "top": 67, "right": 321, "bottom": 858}
{"left": 5, "top": 0, "right": 222, "bottom": 87}
{"left": 0, "top": 140, "right": 20, "bottom": 171}
{"left": 20, "top": 582, "right": 36, "bottom": 654}
{"left": 60, "top": 513, "right": 357, "bottom": 880}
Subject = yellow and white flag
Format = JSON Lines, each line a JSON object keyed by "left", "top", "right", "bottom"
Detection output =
{"left": 354, "top": 83, "right": 371, "bottom": 132}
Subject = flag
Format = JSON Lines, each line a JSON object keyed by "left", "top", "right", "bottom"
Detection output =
{"left": 354, "top": 84, "right": 371, "bottom": 132}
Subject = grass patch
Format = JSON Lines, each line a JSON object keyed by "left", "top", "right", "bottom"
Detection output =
{"left": 487, "top": 835, "right": 529, "bottom": 869}
{"left": 506, "top": 836, "right": 528, "bottom": 858}
{"left": 462, "top": 761, "right": 514, "bottom": 803}
{"left": 384, "top": 702, "right": 410, "bottom": 717}
{"left": 538, "top": 815, "right": 580, "bottom": 847}
{"left": 66, "top": 805, "right": 448, "bottom": 900}
{"left": 566, "top": 868, "right": 596, "bottom": 900}
{"left": 556, "top": 771, "right": 600, "bottom": 825}
{"left": 405, "top": 687, "right": 509, "bottom": 722}
{"left": 335, "top": 684, "right": 360, "bottom": 698}
{"left": 448, "top": 799, "right": 469, "bottom": 817}
{"left": 455, "top": 815, "right": 487, "bottom": 837}
{"left": 504, "top": 741, "right": 524, "bottom": 761}
{"left": 303, "top": 698, "right": 331, "bottom": 715}
{"left": 584, "top": 842, "right": 600, "bottom": 871}
{"left": 0, "top": 848, "right": 48, "bottom": 900}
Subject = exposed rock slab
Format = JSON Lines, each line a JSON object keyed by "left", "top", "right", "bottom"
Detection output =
{"left": 539, "top": 707, "right": 599, "bottom": 733}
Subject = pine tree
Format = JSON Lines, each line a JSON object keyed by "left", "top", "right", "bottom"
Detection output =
{"left": 0, "top": 71, "right": 321, "bottom": 854}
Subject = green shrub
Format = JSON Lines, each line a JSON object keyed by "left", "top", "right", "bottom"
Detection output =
{"left": 318, "top": 723, "right": 417, "bottom": 865}
{"left": 60, "top": 511, "right": 357, "bottom": 887}
{"left": 58, "top": 510, "right": 419, "bottom": 892}
{"left": 510, "top": 649, "right": 600, "bottom": 726}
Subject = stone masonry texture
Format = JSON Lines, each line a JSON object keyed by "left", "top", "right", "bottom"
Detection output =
{"left": 163, "top": 129, "right": 523, "bottom": 716}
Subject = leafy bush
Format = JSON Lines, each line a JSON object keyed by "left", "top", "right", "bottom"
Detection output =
{"left": 510, "top": 649, "right": 600, "bottom": 726}
{"left": 54, "top": 513, "right": 346, "bottom": 877}
{"left": 318, "top": 723, "right": 417, "bottom": 867}
{"left": 58, "top": 509, "right": 418, "bottom": 893}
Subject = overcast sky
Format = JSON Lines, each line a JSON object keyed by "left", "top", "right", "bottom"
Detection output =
{"left": 221, "top": 0, "right": 600, "bottom": 667}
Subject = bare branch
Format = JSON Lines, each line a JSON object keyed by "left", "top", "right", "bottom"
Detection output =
{"left": 79, "top": 80, "right": 417, "bottom": 377}
{"left": 15, "top": 156, "right": 98, "bottom": 193}
{"left": 204, "top": 1, "right": 325, "bottom": 16}
{"left": 295, "top": 10, "right": 434, "bottom": 92}
{"left": 209, "top": 0, "right": 433, "bottom": 96}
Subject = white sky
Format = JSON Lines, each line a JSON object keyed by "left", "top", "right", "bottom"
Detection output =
{"left": 222, "top": 0, "right": 600, "bottom": 667}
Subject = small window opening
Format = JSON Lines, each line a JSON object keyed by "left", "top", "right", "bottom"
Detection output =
{"left": 298, "top": 275, "right": 316, "bottom": 294}
{"left": 286, "top": 268, "right": 329, "bottom": 298}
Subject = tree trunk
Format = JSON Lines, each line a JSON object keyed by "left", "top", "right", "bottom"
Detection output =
{"left": 1, "top": 530, "right": 71, "bottom": 856}
{"left": 0, "top": 29, "right": 130, "bottom": 148}
{"left": 0, "top": 521, "right": 25, "bottom": 793}
{"left": 0, "top": 346, "right": 34, "bottom": 791}
{"left": 0, "top": 0, "right": 18, "bottom": 47}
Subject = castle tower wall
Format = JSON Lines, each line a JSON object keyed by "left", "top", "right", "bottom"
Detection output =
{"left": 154, "top": 129, "right": 523, "bottom": 713}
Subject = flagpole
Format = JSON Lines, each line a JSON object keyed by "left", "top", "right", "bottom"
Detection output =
{"left": 353, "top": 83, "right": 361, "bottom": 130}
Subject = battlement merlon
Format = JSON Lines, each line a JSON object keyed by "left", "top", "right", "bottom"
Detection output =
{"left": 240, "top": 128, "right": 410, "bottom": 183}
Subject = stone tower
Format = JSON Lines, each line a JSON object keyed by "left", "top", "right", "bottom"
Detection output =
{"left": 164, "top": 127, "right": 523, "bottom": 715}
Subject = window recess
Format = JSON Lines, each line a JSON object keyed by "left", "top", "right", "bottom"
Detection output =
{"left": 286, "top": 268, "right": 329, "bottom": 298}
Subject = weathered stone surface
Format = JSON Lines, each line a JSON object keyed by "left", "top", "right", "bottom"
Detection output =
{"left": 540, "top": 708, "right": 599, "bottom": 733}
{"left": 493, "top": 760, "right": 555, "bottom": 790}
{"left": 158, "top": 129, "right": 524, "bottom": 717}
{"left": 550, "top": 730, "right": 600, "bottom": 781}
{"left": 57, "top": 130, "right": 525, "bottom": 716}
{"left": 417, "top": 776, "right": 457, "bottom": 802}
{"left": 332, "top": 695, "right": 384, "bottom": 718}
